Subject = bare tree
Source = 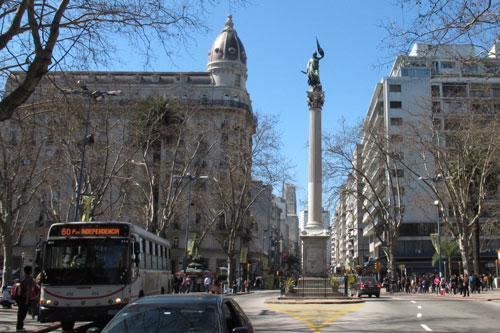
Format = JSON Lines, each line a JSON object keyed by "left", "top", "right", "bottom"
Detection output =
{"left": 324, "top": 121, "right": 409, "bottom": 275}
{"left": 0, "top": 109, "right": 45, "bottom": 287}
{"left": 0, "top": 0, "right": 244, "bottom": 121}
{"left": 383, "top": 0, "right": 499, "bottom": 54}
{"left": 31, "top": 88, "right": 131, "bottom": 223}
{"left": 128, "top": 97, "right": 214, "bottom": 236}
{"left": 408, "top": 110, "right": 500, "bottom": 275}
{"left": 206, "top": 113, "right": 292, "bottom": 287}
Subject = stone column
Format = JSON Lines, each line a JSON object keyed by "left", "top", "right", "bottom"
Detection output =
{"left": 307, "top": 88, "right": 324, "bottom": 229}
{"left": 301, "top": 87, "right": 330, "bottom": 278}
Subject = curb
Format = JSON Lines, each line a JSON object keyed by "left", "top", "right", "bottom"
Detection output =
{"left": 265, "top": 299, "right": 365, "bottom": 305}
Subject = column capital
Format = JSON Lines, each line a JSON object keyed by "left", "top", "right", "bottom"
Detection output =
{"left": 307, "top": 87, "right": 325, "bottom": 109}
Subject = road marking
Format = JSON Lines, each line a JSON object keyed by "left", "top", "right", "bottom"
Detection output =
{"left": 411, "top": 300, "right": 416, "bottom": 304}
{"left": 421, "top": 324, "right": 433, "bottom": 331}
{"left": 417, "top": 305, "right": 422, "bottom": 309}
{"left": 417, "top": 313, "right": 422, "bottom": 318}
{"left": 266, "top": 303, "right": 364, "bottom": 333}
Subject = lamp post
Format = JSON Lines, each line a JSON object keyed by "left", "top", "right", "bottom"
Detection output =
{"left": 434, "top": 200, "right": 443, "bottom": 279}
{"left": 419, "top": 174, "right": 444, "bottom": 279}
{"left": 67, "top": 81, "right": 121, "bottom": 221}
{"left": 174, "top": 173, "right": 208, "bottom": 272}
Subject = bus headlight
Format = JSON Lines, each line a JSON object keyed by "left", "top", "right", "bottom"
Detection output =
{"left": 114, "top": 298, "right": 122, "bottom": 304}
{"left": 44, "top": 299, "right": 58, "bottom": 306}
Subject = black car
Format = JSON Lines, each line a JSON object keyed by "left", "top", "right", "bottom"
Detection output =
{"left": 94, "top": 294, "right": 253, "bottom": 333}
{"left": 356, "top": 276, "right": 381, "bottom": 298}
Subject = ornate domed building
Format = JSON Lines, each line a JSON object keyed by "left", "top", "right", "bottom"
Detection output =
{"left": 3, "top": 16, "right": 256, "bottom": 275}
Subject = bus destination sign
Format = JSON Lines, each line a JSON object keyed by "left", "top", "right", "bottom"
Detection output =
{"left": 50, "top": 224, "right": 129, "bottom": 238}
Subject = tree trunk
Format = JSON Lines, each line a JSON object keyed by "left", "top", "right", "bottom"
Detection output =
{"left": 384, "top": 244, "right": 395, "bottom": 278}
{"left": 1, "top": 225, "right": 13, "bottom": 288}
{"left": 472, "top": 221, "right": 480, "bottom": 275}
{"left": 458, "top": 237, "right": 471, "bottom": 275}
{"left": 227, "top": 254, "right": 236, "bottom": 289}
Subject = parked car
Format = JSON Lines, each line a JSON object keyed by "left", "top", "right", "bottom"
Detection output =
{"left": 89, "top": 294, "right": 253, "bottom": 333}
{"left": 356, "top": 276, "right": 381, "bottom": 298}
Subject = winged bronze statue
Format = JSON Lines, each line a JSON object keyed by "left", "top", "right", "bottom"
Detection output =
{"left": 302, "top": 38, "right": 325, "bottom": 89}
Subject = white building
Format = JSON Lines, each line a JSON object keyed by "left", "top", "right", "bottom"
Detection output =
{"left": 334, "top": 42, "right": 500, "bottom": 275}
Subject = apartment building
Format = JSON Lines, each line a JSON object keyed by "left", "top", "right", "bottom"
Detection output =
{"left": 334, "top": 42, "right": 499, "bottom": 275}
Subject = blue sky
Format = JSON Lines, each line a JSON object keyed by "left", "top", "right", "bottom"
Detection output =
{"left": 106, "top": 1, "right": 406, "bottom": 212}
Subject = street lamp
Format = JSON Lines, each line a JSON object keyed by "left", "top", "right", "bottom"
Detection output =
{"left": 434, "top": 199, "right": 443, "bottom": 279}
{"left": 419, "top": 174, "right": 444, "bottom": 279}
{"left": 173, "top": 173, "right": 208, "bottom": 272}
{"left": 66, "top": 81, "right": 121, "bottom": 221}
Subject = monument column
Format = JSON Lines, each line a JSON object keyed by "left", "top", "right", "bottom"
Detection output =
{"left": 307, "top": 89, "right": 324, "bottom": 229}
{"left": 300, "top": 40, "right": 330, "bottom": 278}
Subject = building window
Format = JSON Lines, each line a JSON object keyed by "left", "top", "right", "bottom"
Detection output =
{"left": 390, "top": 134, "right": 403, "bottom": 144}
{"left": 390, "top": 117, "right": 403, "bottom": 126}
{"left": 440, "top": 61, "right": 455, "bottom": 69}
{"left": 234, "top": 74, "right": 241, "bottom": 87}
{"left": 432, "top": 101, "right": 441, "bottom": 113}
{"left": 431, "top": 85, "right": 441, "bottom": 97}
{"left": 389, "top": 101, "right": 402, "bottom": 109}
{"left": 432, "top": 118, "right": 442, "bottom": 130}
{"left": 442, "top": 83, "right": 466, "bottom": 97}
{"left": 173, "top": 237, "right": 179, "bottom": 248}
{"left": 389, "top": 84, "right": 401, "bottom": 92}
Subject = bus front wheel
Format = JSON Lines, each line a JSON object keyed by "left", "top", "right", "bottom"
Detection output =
{"left": 61, "top": 320, "right": 75, "bottom": 331}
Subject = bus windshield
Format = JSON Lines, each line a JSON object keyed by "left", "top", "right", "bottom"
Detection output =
{"left": 43, "top": 239, "right": 129, "bottom": 285}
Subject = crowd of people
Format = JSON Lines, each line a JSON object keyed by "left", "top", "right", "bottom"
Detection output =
{"left": 382, "top": 272, "right": 496, "bottom": 297}
{"left": 172, "top": 274, "right": 258, "bottom": 294}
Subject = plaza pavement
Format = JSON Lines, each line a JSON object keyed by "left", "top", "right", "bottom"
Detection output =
{"left": 0, "top": 307, "right": 90, "bottom": 333}
{"left": 1, "top": 288, "right": 498, "bottom": 332}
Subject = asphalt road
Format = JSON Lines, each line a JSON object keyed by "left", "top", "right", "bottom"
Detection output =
{"left": 234, "top": 290, "right": 500, "bottom": 333}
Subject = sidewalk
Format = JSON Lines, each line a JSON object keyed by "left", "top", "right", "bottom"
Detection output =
{"left": 0, "top": 307, "right": 60, "bottom": 333}
{"left": 382, "top": 287, "right": 500, "bottom": 301}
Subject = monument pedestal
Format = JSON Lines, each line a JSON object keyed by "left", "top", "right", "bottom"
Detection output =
{"left": 301, "top": 230, "right": 330, "bottom": 277}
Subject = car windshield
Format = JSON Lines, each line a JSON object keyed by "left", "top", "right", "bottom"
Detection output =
{"left": 43, "top": 239, "right": 129, "bottom": 285}
{"left": 103, "top": 303, "right": 220, "bottom": 333}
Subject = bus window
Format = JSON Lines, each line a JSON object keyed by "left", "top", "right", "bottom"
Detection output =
{"left": 155, "top": 243, "right": 159, "bottom": 269}
{"left": 149, "top": 241, "right": 153, "bottom": 269}
{"left": 140, "top": 239, "right": 146, "bottom": 269}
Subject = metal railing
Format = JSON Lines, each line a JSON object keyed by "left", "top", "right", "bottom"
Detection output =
{"left": 283, "top": 276, "right": 349, "bottom": 298}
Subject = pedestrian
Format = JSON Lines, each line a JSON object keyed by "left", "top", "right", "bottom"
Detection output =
{"left": 462, "top": 273, "right": 470, "bottom": 297}
{"left": 1, "top": 286, "right": 14, "bottom": 309}
{"left": 243, "top": 279, "right": 249, "bottom": 293}
{"left": 16, "top": 265, "right": 37, "bottom": 333}
{"left": 203, "top": 275, "right": 212, "bottom": 293}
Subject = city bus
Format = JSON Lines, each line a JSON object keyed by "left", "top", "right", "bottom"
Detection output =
{"left": 38, "top": 221, "right": 173, "bottom": 330}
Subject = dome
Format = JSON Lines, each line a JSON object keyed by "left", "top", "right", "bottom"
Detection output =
{"left": 208, "top": 16, "right": 247, "bottom": 65}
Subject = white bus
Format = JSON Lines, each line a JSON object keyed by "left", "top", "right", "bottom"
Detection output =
{"left": 38, "top": 221, "right": 173, "bottom": 330}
